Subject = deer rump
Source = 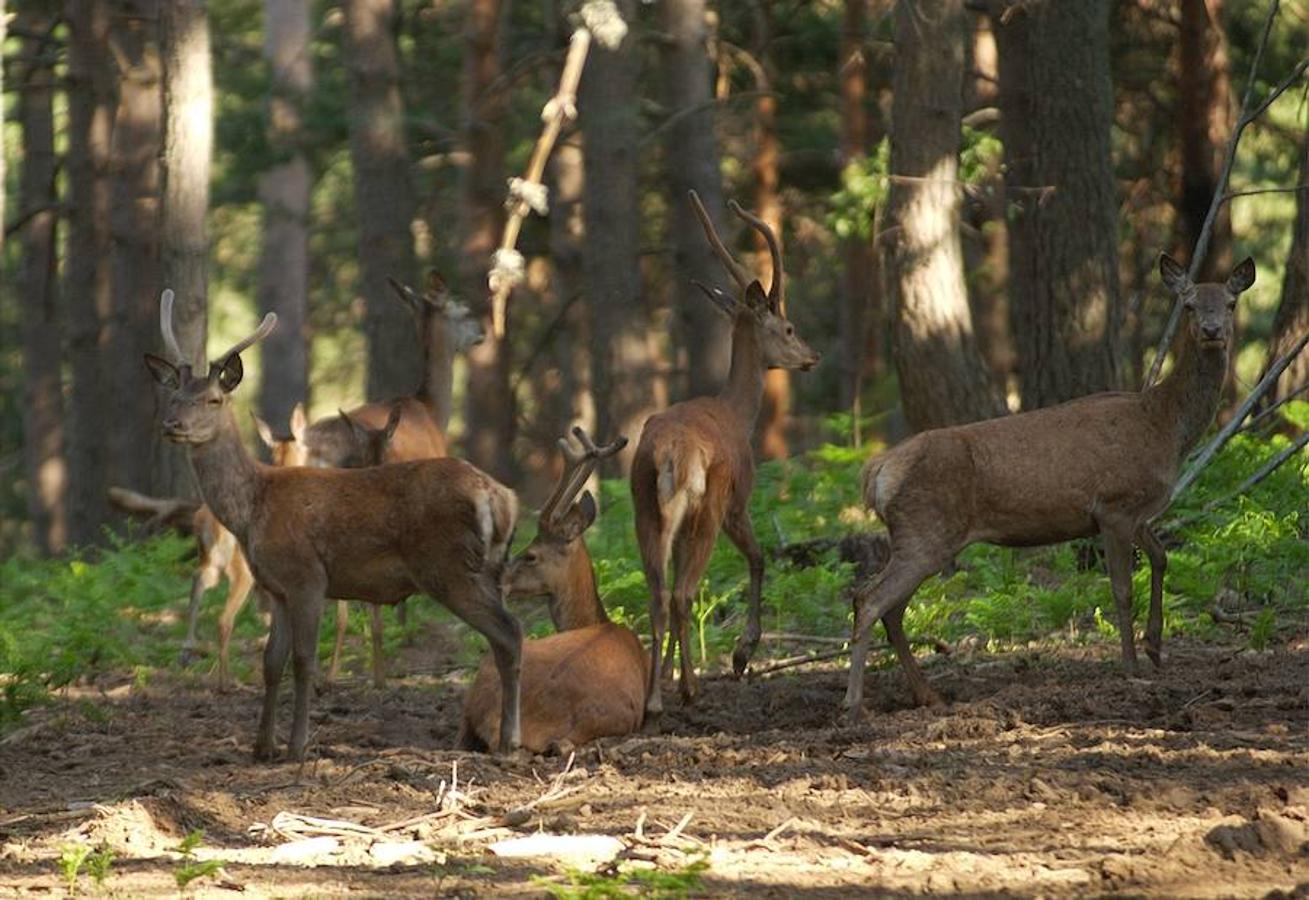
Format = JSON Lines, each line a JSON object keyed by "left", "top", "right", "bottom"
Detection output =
{"left": 457, "top": 623, "right": 648, "bottom": 752}
{"left": 865, "top": 391, "right": 1176, "bottom": 549}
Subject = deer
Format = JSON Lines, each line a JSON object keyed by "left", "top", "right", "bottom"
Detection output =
{"left": 630, "top": 191, "right": 821, "bottom": 731}
{"left": 458, "top": 427, "right": 646, "bottom": 753}
{"left": 843, "top": 254, "right": 1256, "bottom": 718}
{"left": 144, "top": 290, "right": 523, "bottom": 759}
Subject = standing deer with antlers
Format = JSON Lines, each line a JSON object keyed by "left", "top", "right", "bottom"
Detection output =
{"left": 145, "top": 291, "right": 522, "bottom": 759}
{"left": 631, "top": 191, "right": 820, "bottom": 731}
{"left": 844, "top": 255, "right": 1255, "bottom": 718}
{"left": 458, "top": 427, "right": 647, "bottom": 752}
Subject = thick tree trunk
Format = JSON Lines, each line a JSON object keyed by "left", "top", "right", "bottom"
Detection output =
{"left": 549, "top": 138, "right": 595, "bottom": 448}
{"left": 257, "top": 0, "right": 312, "bottom": 432}
{"left": 1257, "top": 130, "right": 1308, "bottom": 410}
{"left": 884, "top": 0, "right": 1006, "bottom": 432}
{"left": 342, "top": 0, "right": 421, "bottom": 401}
{"left": 108, "top": 0, "right": 163, "bottom": 495}
{"left": 838, "top": 0, "right": 874, "bottom": 417}
{"left": 459, "top": 0, "right": 515, "bottom": 479}
{"left": 581, "top": 0, "right": 658, "bottom": 473}
{"left": 65, "top": 0, "right": 117, "bottom": 546}
{"left": 17, "top": 10, "right": 69, "bottom": 554}
{"left": 661, "top": 0, "right": 731, "bottom": 398}
{"left": 991, "top": 0, "right": 1122, "bottom": 409}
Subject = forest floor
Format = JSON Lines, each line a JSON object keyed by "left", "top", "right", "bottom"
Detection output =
{"left": 1, "top": 636, "right": 1307, "bottom": 898}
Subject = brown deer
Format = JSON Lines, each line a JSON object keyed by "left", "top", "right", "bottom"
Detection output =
{"left": 458, "top": 427, "right": 647, "bottom": 753}
{"left": 844, "top": 254, "right": 1255, "bottom": 717}
{"left": 303, "top": 272, "right": 482, "bottom": 467}
{"left": 144, "top": 291, "right": 523, "bottom": 759}
{"left": 630, "top": 191, "right": 820, "bottom": 731}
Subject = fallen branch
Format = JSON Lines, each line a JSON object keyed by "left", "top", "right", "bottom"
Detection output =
{"left": 1240, "top": 379, "right": 1309, "bottom": 434}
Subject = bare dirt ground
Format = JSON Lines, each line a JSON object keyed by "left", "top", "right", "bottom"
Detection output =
{"left": 2, "top": 637, "right": 1307, "bottom": 897}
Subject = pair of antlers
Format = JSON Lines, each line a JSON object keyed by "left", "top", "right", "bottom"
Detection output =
{"left": 687, "top": 189, "right": 785, "bottom": 313}
{"left": 159, "top": 289, "right": 277, "bottom": 370}
{"left": 540, "top": 426, "right": 627, "bottom": 534}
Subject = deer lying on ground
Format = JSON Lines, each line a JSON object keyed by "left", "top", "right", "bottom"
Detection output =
{"left": 145, "top": 291, "right": 522, "bottom": 759}
{"left": 844, "top": 254, "right": 1255, "bottom": 718}
{"left": 631, "top": 191, "right": 821, "bottom": 731}
{"left": 458, "top": 427, "right": 647, "bottom": 753}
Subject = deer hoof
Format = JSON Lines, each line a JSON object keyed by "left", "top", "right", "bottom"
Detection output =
{"left": 731, "top": 643, "right": 755, "bottom": 677}
{"left": 641, "top": 713, "right": 663, "bottom": 735}
{"left": 178, "top": 647, "right": 202, "bottom": 668}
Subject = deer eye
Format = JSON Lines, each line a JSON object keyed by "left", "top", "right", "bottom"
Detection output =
{"left": 521, "top": 552, "right": 538, "bottom": 566}
{"left": 785, "top": 324, "right": 794, "bottom": 336}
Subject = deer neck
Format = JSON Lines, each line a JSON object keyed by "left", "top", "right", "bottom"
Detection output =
{"left": 1146, "top": 329, "right": 1229, "bottom": 458}
{"left": 546, "top": 544, "right": 609, "bottom": 631}
{"left": 187, "top": 409, "right": 263, "bottom": 543}
{"left": 718, "top": 312, "right": 764, "bottom": 425}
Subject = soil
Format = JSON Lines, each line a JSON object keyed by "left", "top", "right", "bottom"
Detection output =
{"left": 1, "top": 636, "right": 1307, "bottom": 897}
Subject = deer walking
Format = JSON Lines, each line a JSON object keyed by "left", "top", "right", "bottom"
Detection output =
{"left": 631, "top": 191, "right": 820, "bottom": 731}
{"left": 459, "top": 427, "right": 648, "bottom": 752}
{"left": 146, "top": 291, "right": 522, "bottom": 759}
{"left": 845, "top": 255, "right": 1255, "bottom": 717}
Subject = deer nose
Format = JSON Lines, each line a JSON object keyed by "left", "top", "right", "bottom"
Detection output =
{"left": 1201, "top": 323, "right": 1223, "bottom": 340}
{"left": 163, "top": 417, "right": 184, "bottom": 432}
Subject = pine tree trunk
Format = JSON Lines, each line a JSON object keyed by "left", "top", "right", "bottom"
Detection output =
{"left": 258, "top": 0, "right": 312, "bottom": 432}
{"left": 581, "top": 0, "right": 658, "bottom": 473}
{"left": 661, "top": 0, "right": 731, "bottom": 398}
{"left": 17, "top": 8, "right": 69, "bottom": 555}
{"left": 459, "top": 0, "right": 515, "bottom": 479}
{"left": 343, "top": 0, "right": 421, "bottom": 401}
{"left": 838, "top": 0, "right": 874, "bottom": 416}
{"left": 157, "top": 0, "right": 213, "bottom": 495}
{"left": 1177, "top": 0, "right": 1232, "bottom": 283}
{"left": 65, "top": 0, "right": 117, "bottom": 546}
{"left": 990, "top": 0, "right": 1122, "bottom": 410}
{"left": 884, "top": 0, "right": 1006, "bottom": 432}
{"left": 549, "top": 138, "right": 595, "bottom": 447}
{"left": 1257, "top": 130, "right": 1308, "bottom": 410}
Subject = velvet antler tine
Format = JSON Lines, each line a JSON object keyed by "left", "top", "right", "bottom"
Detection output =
{"left": 159, "top": 289, "right": 189, "bottom": 365}
{"left": 728, "top": 199, "right": 784, "bottom": 309}
{"left": 214, "top": 313, "right": 278, "bottom": 362}
{"left": 689, "top": 190, "right": 750, "bottom": 291}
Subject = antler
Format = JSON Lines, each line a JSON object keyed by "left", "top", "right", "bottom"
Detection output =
{"left": 688, "top": 190, "right": 750, "bottom": 292}
{"left": 728, "top": 199, "right": 784, "bottom": 310}
{"left": 159, "top": 289, "right": 190, "bottom": 366}
{"left": 540, "top": 425, "right": 627, "bottom": 531}
{"left": 213, "top": 313, "right": 278, "bottom": 362}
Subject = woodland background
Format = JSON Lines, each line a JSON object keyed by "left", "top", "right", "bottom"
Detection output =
{"left": 1, "top": 0, "right": 1307, "bottom": 559}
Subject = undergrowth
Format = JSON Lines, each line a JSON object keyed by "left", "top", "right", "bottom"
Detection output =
{"left": 1, "top": 407, "right": 1305, "bottom": 729}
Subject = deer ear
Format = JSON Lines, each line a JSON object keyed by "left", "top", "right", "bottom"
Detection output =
{"left": 252, "top": 414, "right": 276, "bottom": 449}
{"left": 144, "top": 354, "right": 181, "bottom": 389}
{"left": 744, "top": 280, "right": 769, "bottom": 314}
{"left": 557, "top": 491, "right": 598, "bottom": 542}
{"left": 426, "top": 269, "right": 448, "bottom": 297}
{"left": 383, "top": 403, "right": 404, "bottom": 443}
{"left": 1226, "top": 257, "right": 1255, "bottom": 294}
{"left": 213, "top": 354, "right": 243, "bottom": 393}
{"left": 1159, "top": 253, "right": 1191, "bottom": 294}
{"left": 339, "top": 408, "right": 368, "bottom": 442}
{"left": 289, "top": 402, "right": 307, "bottom": 443}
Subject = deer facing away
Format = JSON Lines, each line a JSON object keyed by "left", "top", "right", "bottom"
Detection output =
{"left": 458, "top": 427, "right": 648, "bottom": 753}
{"left": 845, "top": 255, "right": 1255, "bottom": 717}
{"left": 631, "top": 191, "right": 820, "bottom": 731}
{"left": 145, "top": 291, "right": 523, "bottom": 759}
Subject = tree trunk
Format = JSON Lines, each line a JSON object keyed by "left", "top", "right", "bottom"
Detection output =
{"left": 990, "top": 0, "right": 1122, "bottom": 410}
{"left": 884, "top": 0, "right": 1006, "bottom": 432}
{"left": 581, "top": 0, "right": 658, "bottom": 473}
{"left": 108, "top": 0, "right": 163, "bottom": 495}
{"left": 1257, "top": 129, "right": 1308, "bottom": 411}
{"left": 661, "top": 0, "right": 731, "bottom": 398}
{"left": 17, "top": 8, "right": 69, "bottom": 555}
{"left": 549, "top": 137, "right": 595, "bottom": 448}
{"left": 257, "top": 0, "right": 312, "bottom": 432}
{"left": 838, "top": 0, "right": 874, "bottom": 419}
{"left": 458, "top": 0, "right": 515, "bottom": 479}
{"left": 65, "top": 0, "right": 117, "bottom": 547}
{"left": 342, "top": 0, "right": 421, "bottom": 401}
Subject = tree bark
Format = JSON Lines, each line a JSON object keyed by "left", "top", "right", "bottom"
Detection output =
{"left": 838, "top": 0, "right": 874, "bottom": 416}
{"left": 661, "top": 0, "right": 731, "bottom": 398}
{"left": 884, "top": 0, "right": 1006, "bottom": 432}
{"left": 257, "top": 0, "right": 312, "bottom": 432}
{"left": 549, "top": 137, "right": 595, "bottom": 449}
{"left": 65, "top": 0, "right": 117, "bottom": 546}
{"left": 458, "top": 0, "right": 515, "bottom": 479}
{"left": 342, "top": 0, "right": 421, "bottom": 401}
{"left": 990, "top": 0, "right": 1122, "bottom": 410}
{"left": 581, "top": 0, "right": 659, "bottom": 473}
{"left": 17, "top": 8, "right": 69, "bottom": 554}
{"left": 1257, "top": 129, "right": 1308, "bottom": 411}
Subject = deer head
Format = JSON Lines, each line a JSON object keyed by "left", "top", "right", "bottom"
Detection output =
{"left": 388, "top": 271, "right": 485, "bottom": 357}
{"left": 1159, "top": 253, "right": 1254, "bottom": 354}
{"left": 505, "top": 426, "right": 627, "bottom": 605}
{"left": 688, "top": 190, "right": 820, "bottom": 372}
{"left": 144, "top": 290, "right": 277, "bottom": 444}
{"left": 334, "top": 401, "right": 405, "bottom": 468}
{"left": 253, "top": 403, "right": 309, "bottom": 467}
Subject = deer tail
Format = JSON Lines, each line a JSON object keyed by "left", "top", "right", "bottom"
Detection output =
{"left": 652, "top": 439, "right": 707, "bottom": 570}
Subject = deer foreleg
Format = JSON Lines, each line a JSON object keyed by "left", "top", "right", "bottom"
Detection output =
{"left": 1136, "top": 524, "right": 1168, "bottom": 669}
{"left": 327, "top": 600, "right": 349, "bottom": 684}
{"left": 723, "top": 510, "right": 765, "bottom": 676}
{"left": 215, "top": 562, "right": 255, "bottom": 690}
{"left": 369, "top": 604, "right": 386, "bottom": 688}
{"left": 181, "top": 562, "right": 222, "bottom": 666}
{"left": 255, "top": 595, "right": 292, "bottom": 761}
{"left": 1100, "top": 524, "right": 1140, "bottom": 675}
{"left": 286, "top": 590, "right": 327, "bottom": 761}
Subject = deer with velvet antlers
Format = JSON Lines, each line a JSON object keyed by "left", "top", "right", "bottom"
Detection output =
{"left": 145, "top": 291, "right": 522, "bottom": 759}
{"left": 631, "top": 191, "right": 820, "bottom": 731}
{"left": 844, "top": 254, "right": 1255, "bottom": 718}
{"left": 458, "top": 427, "right": 647, "bottom": 752}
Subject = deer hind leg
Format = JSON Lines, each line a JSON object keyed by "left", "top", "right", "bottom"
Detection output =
{"left": 1136, "top": 524, "right": 1167, "bottom": 669}
{"left": 181, "top": 562, "right": 222, "bottom": 667}
{"left": 368, "top": 605, "right": 386, "bottom": 689}
{"left": 660, "top": 611, "right": 678, "bottom": 682}
{"left": 882, "top": 603, "right": 941, "bottom": 707}
{"left": 670, "top": 509, "right": 722, "bottom": 705}
{"left": 641, "top": 555, "right": 671, "bottom": 733}
{"left": 1100, "top": 522, "right": 1140, "bottom": 675}
{"left": 215, "top": 560, "right": 255, "bottom": 691}
{"left": 286, "top": 587, "right": 327, "bottom": 762}
{"left": 722, "top": 508, "right": 765, "bottom": 676}
{"left": 326, "top": 600, "right": 349, "bottom": 685}
{"left": 439, "top": 574, "right": 522, "bottom": 753}
{"left": 255, "top": 594, "right": 293, "bottom": 761}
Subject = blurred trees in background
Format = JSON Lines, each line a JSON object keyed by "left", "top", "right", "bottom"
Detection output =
{"left": 2, "top": 0, "right": 1306, "bottom": 554}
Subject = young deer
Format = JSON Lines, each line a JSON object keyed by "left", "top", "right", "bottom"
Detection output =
{"left": 458, "top": 427, "right": 647, "bottom": 752}
{"left": 145, "top": 291, "right": 522, "bottom": 759}
{"left": 303, "top": 272, "right": 483, "bottom": 467}
{"left": 844, "top": 255, "right": 1255, "bottom": 717}
{"left": 631, "top": 191, "right": 820, "bottom": 730}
